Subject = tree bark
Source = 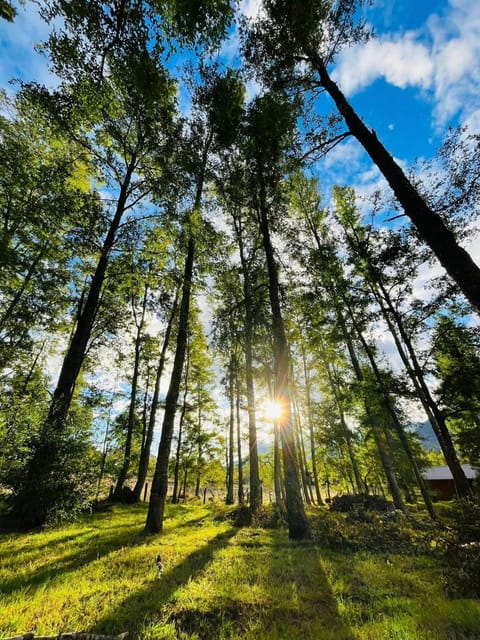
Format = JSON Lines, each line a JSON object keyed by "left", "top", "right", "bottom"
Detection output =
{"left": 226, "top": 359, "right": 235, "bottom": 504}
{"left": 12, "top": 155, "right": 137, "bottom": 526}
{"left": 339, "top": 311, "right": 406, "bottom": 512}
{"left": 145, "top": 122, "right": 211, "bottom": 532}
{"left": 171, "top": 333, "right": 189, "bottom": 504}
{"left": 235, "top": 362, "right": 245, "bottom": 504}
{"left": 301, "top": 348, "right": 324, "bottom": 504}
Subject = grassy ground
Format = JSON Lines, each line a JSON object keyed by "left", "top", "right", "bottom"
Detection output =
{"left": 0, "top": 502, "right": 479, "bottom": 639}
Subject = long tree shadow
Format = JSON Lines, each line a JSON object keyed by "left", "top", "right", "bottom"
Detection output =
{"left": 88, "top": 528, "right": 238, "bottom": 637}
{"left": 263, "top": 535, "right": 359, "bottom": 640}
{"left": 0, "top": 523, "right": 150, "bottom": 596}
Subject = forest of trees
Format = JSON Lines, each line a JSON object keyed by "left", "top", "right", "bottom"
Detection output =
{"left": 1, "top": 0, "right": 479, "bottom": 540}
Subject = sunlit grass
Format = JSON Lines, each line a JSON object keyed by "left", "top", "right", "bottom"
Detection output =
{"left": 0, "top": 502, "right": 479, "bottom": 639}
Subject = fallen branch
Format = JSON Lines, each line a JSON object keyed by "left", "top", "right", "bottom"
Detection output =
{"left": 1, "top": 633, "right": 128, "bottom": 640}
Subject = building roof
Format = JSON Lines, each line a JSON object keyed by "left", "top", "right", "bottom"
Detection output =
{"left": 422, "top": 464, "right": 478, "bottom": 481}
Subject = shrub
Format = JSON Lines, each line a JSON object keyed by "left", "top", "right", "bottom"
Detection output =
{"left": 435, "top": 499, "right": 480, "bottom": 597}
{"left": 329, "top": 493, "right": 393, "bottom": 513}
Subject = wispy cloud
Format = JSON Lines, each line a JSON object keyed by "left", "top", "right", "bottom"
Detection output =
{"left": 332, "top": 0, "right": 480, "bottom": 129}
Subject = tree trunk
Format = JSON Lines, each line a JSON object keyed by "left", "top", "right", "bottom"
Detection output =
{"left": 235, "top": 362, "right": 245, "bottom": 504}
{"left": 257, "top": 168, "right": 309, "bottom": 539}
{"left": 292, "top": 396, "right": 314, "bottom": 505}
{"left": 172, "top": 341, "right": 190, "bottom": 504}
{"left": 301, "top": 348, "right": 324, "bottom": 504}
{"left": 351, "top": 310, "right": 437, "bottom": 519}
{"left": 376, "top": 280, "right": 472, "bottom": 498}
{"left": 114, "top": 281, "right": 148, "bottom": 498}
{"left": 233, "top": 213, "right": 262, "bottom": 510}
{"left": 273, "top": 421, "right": 284, "bottom": 510}
{"left": 12, "top": 156, "right": 136, "bottom": 527}
{"left": 145, "top": 127, "right": 210, "bottom": 533}
{"left": 133, "top": 290, "right": 178, "bottom": 502}
{"left": 340, "top": 312, "right": 406, "bottom": 512}
{"left": 145, "top": 236, "right": 195, "bottom": 533}
{"left": 44, "top": 156, "right": 136, "bottom": 434}
{"left": 226, "top": 360, "right": 235, "bottom": 504}
{"left": 308, "top": 51, "right": 480, "bottom": 313}
{"left": 322, "top": 356, "right": 364, "bottom": 493}
{"left": 340, "top": 216, "right": 471, "bottom": 499}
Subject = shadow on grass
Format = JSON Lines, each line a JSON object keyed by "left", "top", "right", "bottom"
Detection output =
{"left": 261, "top": 533, "right": 358, "bottom": 639}
{"left": 88, "top": 528, "right": 238, "bottom": 637}
{"left": 0, "top": 523, "right": 149, "bottom": 596}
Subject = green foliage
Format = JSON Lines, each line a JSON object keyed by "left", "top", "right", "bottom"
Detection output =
{"left": 435, "top": 500, "right": 480, "bottom": 598}
{"left": 432, "top": 315, "right": 480, "bottom": 464}
{"left": 0, "top": 0, "right": 16, "bottom": 21}
{"left": 0, "top": 366, "right": 50, "bottom": 492}
{"left": 329, "top": 493, "right": 393, "bottom": 514}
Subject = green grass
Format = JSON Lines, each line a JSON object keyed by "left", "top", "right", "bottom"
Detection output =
{"left": 0, "top": 503, "right": 479, "bottom": 639}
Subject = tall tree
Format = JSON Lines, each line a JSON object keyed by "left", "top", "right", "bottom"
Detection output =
{"left": 245, "top": 0, "right": 480, "bottom": 312}
{"left": 243, "top": 91, "right": 309, "bottom": 539}
{"left": 334, "top": 186, "right": 471, "bottom": 499}
{"left": 11, "top": 0, "right": 179, "bottom": 526}
{"left": 146, "top": 68, "right": 243, "bottom": 533}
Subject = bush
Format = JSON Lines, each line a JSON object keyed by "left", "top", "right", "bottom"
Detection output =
{"left": 310, "top": 508, "right": 421, "bottom": 553}
{"left": 434, "top": 499, "right": 480, "bottom": 597}
{"left": 329, "top": 493, "right": 393, "bottom": 513}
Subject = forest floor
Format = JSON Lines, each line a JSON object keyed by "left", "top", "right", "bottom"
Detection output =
{"left": 0, "top": 502, "right": 479, "bottom": 640}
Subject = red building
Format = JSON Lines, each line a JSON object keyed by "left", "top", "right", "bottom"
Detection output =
{"left": 422, "top": 464, "right": 477, "bottom": 500}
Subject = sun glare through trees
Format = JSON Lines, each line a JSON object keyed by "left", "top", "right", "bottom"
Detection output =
{"left": 0, "top": 0, "right": 480, "bottom": 637}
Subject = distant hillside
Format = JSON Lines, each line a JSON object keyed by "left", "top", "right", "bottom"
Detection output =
{"left": 414, "top": 421, "right": 441, "bottom": 451}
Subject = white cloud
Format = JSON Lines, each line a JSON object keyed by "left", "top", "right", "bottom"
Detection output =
{"left": 333, "top": 33, "right": 433, "bottom": 95}
{"left": 332, "top": 0, "right": 480, "bottom": 130}
{"left": 239, "top": 0, "right": 263, "bottom": 20}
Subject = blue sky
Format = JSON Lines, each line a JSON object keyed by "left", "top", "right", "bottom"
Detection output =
{"left": 1, "top": 0, "right": 478, "bottom": 163}
{"left": 1, "top": 0, "right": 479, "bottom": 425}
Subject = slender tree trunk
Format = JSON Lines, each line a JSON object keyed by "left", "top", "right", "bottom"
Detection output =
{"left": 195, "top": 387, "right": 202, "bottom": 499}
{"left": 132, "top": 290, "right": 178, "bottom": 502}
{"left": 340, "top": 312, "right": 406, "bottom": 512}
{"left": 292, "top": 396, "right": 313, "bottom": 505}
{"left": 322, "top": 356, "right": 364, "bottom": 493}
{"left": 301, "top": 348, "right": 324, "bottom": 505}
{"left": 257, "top": 168, "right": 309, "bottom": 539}
{"left": 45, "top": 156, "right": 136, "bottom": 434}
{"left": 235, "top": 363, "right": 245, "bottom": 504}
{"left": 273, "top": 421, "right": 284, "bottom": 510}
{"left": 376, "top": 281, "right": 471, "bottom": 498}
{"left": 355, "top": 320, "right": 436, "bottom": 518}
{"left": 145, "top": 126, "right": 211, "bottom": 533}
{"left": 146, "top": 236, "right": 195, "bottom": 532}
{"left": 114, "top": 282, "right": 148, "bottom": 498}
{"left": 172, "top": 343, "right": 190, "bottom": 504}
{"left": 233, "top": 213, "right": 261, "bottom": 510}
{"left": 226, "top": 360, "right": 235, "bottom": 504}
{"left": 307, "top": 51, "right": 480, "bottom": 312}
{"left": 340, "top": 216, "right": 471, "bottom": 499}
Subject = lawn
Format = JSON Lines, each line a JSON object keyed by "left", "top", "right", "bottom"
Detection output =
{"left": 0, "top": 503, "right": 479, "bottom": 639}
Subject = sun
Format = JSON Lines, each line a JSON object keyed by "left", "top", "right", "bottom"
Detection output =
{"left": 263, "top": 399, "right": 283, "bottom": 421}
